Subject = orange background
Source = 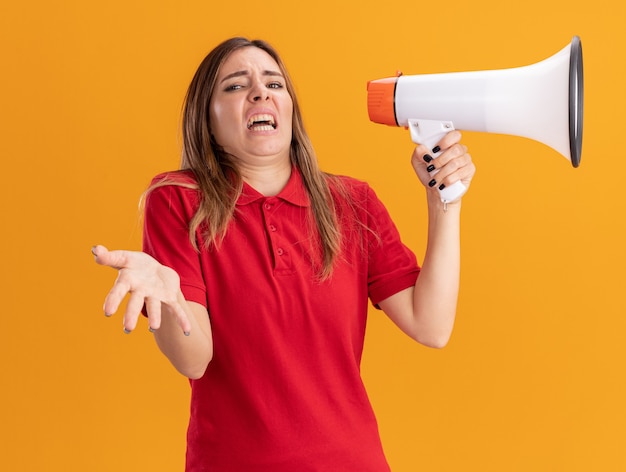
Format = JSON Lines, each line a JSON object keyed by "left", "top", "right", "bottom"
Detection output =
{"left": 2, "top": 0, "right": 624, "bottom": 470}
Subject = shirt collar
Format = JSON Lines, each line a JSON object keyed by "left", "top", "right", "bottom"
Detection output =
{"left": 237, "top": 165, "right": 311, "bottom": 207}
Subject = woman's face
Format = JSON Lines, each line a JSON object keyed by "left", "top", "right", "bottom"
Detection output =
{"left": 209, "top": 47, "right": 294, "bottom": 167}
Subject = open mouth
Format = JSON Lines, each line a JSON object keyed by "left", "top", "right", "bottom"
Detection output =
{"left": 247, "top": 114, "right": 276, "bottom": 131}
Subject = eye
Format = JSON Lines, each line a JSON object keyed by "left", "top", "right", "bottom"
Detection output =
{"left": 224, "top": 83, "right": 243, "bottom": 92}
{"left": 267, "top": 81, "right": 284, "bottom": 89}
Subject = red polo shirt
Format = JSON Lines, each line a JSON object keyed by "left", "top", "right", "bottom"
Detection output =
{"left": 143, "top": 167, "right": 420, "bottom": 471}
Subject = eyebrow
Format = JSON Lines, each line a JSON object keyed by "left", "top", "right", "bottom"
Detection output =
{"left": 220, "top": 70, "right": 284, "bottom": 83}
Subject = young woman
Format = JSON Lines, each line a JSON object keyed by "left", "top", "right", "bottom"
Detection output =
{"left": 92, "top": 37, "right": 475, "bottom": 471}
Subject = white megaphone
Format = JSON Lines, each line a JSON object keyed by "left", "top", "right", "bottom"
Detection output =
{"left": 367, "top": 36, "right": 584, "bottom": 203}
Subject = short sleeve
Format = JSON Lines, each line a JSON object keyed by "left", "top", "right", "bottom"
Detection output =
{"left": 364, "top": 185, "right": 420, "bottom": 307}
{"left": 142, "top": 174, "right": 208, "bottom": 308}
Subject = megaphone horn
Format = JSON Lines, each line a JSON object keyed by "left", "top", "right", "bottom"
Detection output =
{"left": 367, "top": 36, "right": 584, "bottom": 203}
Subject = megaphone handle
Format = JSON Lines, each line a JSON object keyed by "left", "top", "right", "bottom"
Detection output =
{"left": 408, "top": 119, "right": 468, "bottom": 203}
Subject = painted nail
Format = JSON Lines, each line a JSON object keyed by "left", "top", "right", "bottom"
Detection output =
{"left": 123, "top": 327, "right": 132, "bottom": 334}
{"left": 426, "top": 164, "right": 436, "bottom": 172}
{"left": 432, "top": 146, "right": 441, "bottom": 154}
{"left": 104, "top": 312, "right": 112, "bottom": 317}
{"left": 91, "top": 246, "right": 97, "bottom": 256}
{"left": 428, "top": 179, "right": 437, "bottom": 188}
{"left": 423, "top": 154, "right": 433, "bottom": 163}
{"left": 184, "top": 331, "right": 191, "bottom": 337}
{"left": 438, "top": 184, "right": 446, "bottom": 190}
{"left": 149, "top": 327, "right": 156, "bottom": 333}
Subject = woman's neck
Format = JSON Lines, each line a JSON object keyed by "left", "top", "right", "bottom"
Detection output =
{"left": 239, "top": 160, "right": 292, "bottom": 197}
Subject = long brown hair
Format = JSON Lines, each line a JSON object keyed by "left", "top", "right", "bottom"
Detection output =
{"left": 175, "top": 37, "right": 343, "bottom": 279}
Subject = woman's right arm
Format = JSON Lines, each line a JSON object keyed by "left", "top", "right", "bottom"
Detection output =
{"left": 92, "top": 245, "right": 213, "bottom": 379}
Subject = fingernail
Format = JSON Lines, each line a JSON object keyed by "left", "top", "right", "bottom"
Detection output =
{"left": 149, "top": 327, "right": 156, "bottom": 333}
{"left": 426, "top": 164, "right": 436, "bottom": 172}
{"left": 183, "top": 331, "right": 191, "bottom": 337}
{"left": 423, "top": 154, "right": 433, "bottom": 163}
{"left": 438, "top": 183, "right": 446, "bottom": 190}
{"left": 428, "top": 179, "right": 437, "bottom": 188}
{"left": 432, "top": 146, "right": 441, "bottom": 154}
{"left": 91, "top": 246, "right": 97, "bottom": 256}
{"left": 123, "top": 327, "right": 132, "bottom": 334}
{"left": 104, "top": 310, "right": 112, "bottom": 317}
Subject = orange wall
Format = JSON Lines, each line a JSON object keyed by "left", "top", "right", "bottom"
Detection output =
{"left": 1, "top": 0, "right": 624, "bottom": 470}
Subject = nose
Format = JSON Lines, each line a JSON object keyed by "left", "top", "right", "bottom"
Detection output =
{"left": 252, "top": 91, "right": 269, "bottom": 102}
{"left": 249, "top": 82, "right": 269, "bottom": 102}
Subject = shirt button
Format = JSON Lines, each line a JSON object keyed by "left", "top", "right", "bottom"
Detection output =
{"left": 269, "top": 224, "right": 277, "bottom": 232}
{"left": 264, "top": 203, "right": 272, "bottom": 210}
{"left": 276, "top": 248, "right": 284, "bottom": 256}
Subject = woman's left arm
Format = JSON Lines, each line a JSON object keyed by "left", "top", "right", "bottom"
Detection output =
{"left": 378, "top": 131, "right": 475, "bottom": 348}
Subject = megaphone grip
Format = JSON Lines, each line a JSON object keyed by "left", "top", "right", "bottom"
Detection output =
{"left": 439, "top": 180, "right": 468, "bottom": 203}
{"left": 408, "top": 119, "right": 468, "bottom": 203}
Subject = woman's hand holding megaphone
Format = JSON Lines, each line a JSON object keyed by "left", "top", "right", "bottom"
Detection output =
{"left": 411, "top": 129, "right": 476, "bottom": 208}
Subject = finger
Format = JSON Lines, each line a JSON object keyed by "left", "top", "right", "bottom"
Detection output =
{"left": 122, "top": 291, "right": 146, "bottom": 334}
{"left": 412, "top": 143, "right": 430, "bottom": 161}
{"left": 92, "top": 245, "right": 134, "bottom": 271}
{"left": 433, "top": 130, "right": 462, "bottom": 152}
{"left": 437, "top": 154, "right": 475, "bottom": 190}
{"left": 422, "top": 148, "right": 468, "bottom": 187}
{"left": 166, "top": 301, "right": 193, "bottom": 336}
{"left": 416, "top": 143, "right": 465, "bottom": 185}
{"left": 145, "top": 297, "right": 162, "bottom": 332}
{"left": 430, "top": 143, "right": 467, "bottom": 168}
{"left": 411, "top": 144, "right": 434, "bottom": 176}
{"left": 436, "top": 150, "right": 469, "bottom": 188}
{"left": 102, "top": 274, "right": 132, "bottom": 317}
{"left": 92, "top": 245, "right": 111, "bottom": 265}
{"left": 414, "top": 140, "right": 465, "bottom": 173}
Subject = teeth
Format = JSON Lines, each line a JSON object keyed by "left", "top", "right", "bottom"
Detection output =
{"left": 247, "top": 114, "right": 276, "bottom": 129}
